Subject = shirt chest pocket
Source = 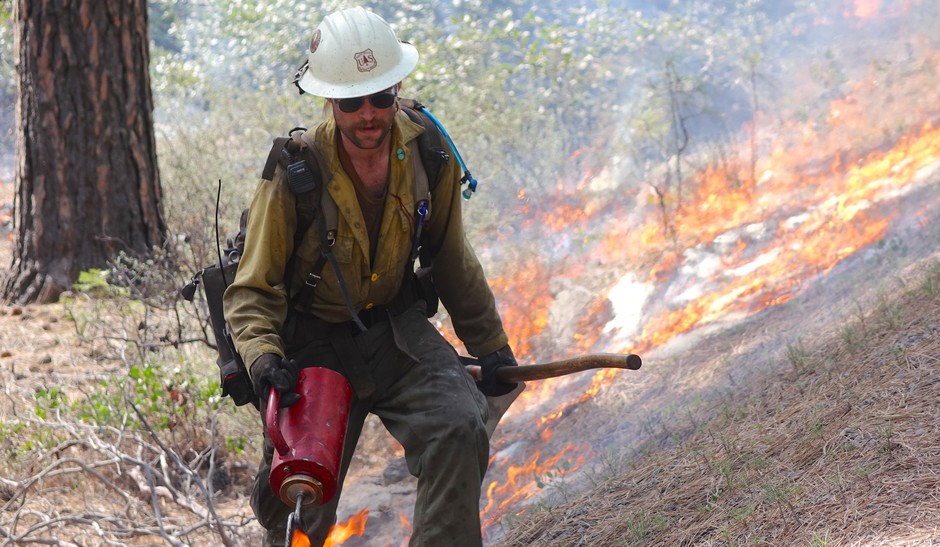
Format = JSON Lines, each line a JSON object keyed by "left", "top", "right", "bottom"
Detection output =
{"left": 330, "top": 235, "right": 354, "bottom": 263}
{"left": 372, "top": 207, "right": 415, "bottom": 274}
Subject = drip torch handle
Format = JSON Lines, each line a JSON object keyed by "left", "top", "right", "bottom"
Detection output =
{"left": 265, "top": 389, "right": 290, "bottom": 457}
{"left": 465, "top": 353, "right": 642, "bottom": 383}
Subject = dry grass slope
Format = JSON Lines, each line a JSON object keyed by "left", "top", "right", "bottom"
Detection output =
{"left": 499, "top": 259, "right": 940, "bottom": 546}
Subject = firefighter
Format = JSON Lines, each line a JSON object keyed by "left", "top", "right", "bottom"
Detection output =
{"left": 223, "top": 7, "right": 519, "bottom": 546}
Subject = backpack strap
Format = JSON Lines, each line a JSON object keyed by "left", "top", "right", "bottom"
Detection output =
{"left": 288, "top": 132, "right": 333, "bottom": 308}
{"left": 269, "top": 130, "right": 323, "bottom": 314}
{"left": 399, "top": 99, "right": 451, "bottom": 194}
{"left": 278, "top": 129, "right": 366, "bottom": 331}
{"left": 301, "top": 130, "right": 339, "bottom": 244}
{"left": 399, "top": 99, "right": 452, "bottom": 262}
{"left": 262, "top": 137, "right": 290, "bottom": 182}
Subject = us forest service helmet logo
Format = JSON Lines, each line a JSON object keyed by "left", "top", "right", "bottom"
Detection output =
{"left": 354, "top": 49, "right": 377, "bottom": 72}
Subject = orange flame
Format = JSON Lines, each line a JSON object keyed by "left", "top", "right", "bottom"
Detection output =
{"left": 324, "top": 509, "right": 368, "bottom": 547}
{"left": 629, "top": 120, "right": 938, "bottom": 353}
{"left": 399, "top": 512, "right": 412, "bottom": 543}
{"left": 478, "top": 49, "right": 940, "bottom": 532}
{"left": 483, "top": 444, "right": 586, "bottom": 518}
{"left": 290, "top": 528, "right": 312, "bottom": 547}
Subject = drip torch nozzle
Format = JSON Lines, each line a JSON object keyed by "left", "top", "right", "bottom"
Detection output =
{"left": 294, "top": 492, "right": 304, "bottom": 516}
{"left": 279, "top": 474, "right": 324, "bottom": 507}
{"left": 285, "top": 492, "right": 311, "bottom": 547}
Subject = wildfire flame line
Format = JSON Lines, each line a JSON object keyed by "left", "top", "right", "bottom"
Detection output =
{"left": 331, "top": 17, "right": 939, "bottom": 543}
{"left": 483, "top": 444, "right": 587, "bottom": 518}
{"left": 481, "top": 114, "right": 940, "bottom": 530}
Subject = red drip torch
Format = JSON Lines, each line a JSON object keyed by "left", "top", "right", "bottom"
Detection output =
{"left": 266, "top": 367, "right": 352, "bottom": 513}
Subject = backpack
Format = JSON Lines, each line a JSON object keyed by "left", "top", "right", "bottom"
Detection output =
{"left": 181, "top": 99, "right": 452, "bottom": 408}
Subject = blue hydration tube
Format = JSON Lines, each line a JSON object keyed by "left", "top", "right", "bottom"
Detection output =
{"left": 417, "top": 106, "right": 479, "bottom": 199}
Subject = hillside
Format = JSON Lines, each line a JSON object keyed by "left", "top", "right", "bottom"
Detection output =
{"left": 496, "top": 253, "right": 940, "bottom": 546}
{"left": 2, "top": 166, "right": 939, "bottom": 546}
{"left": 1, "top": 228, "right": 937, "bottom": 547}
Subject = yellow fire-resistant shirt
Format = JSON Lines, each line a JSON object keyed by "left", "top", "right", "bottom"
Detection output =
{"left": 224, "top": 110, "right": 509, "bottom": 369}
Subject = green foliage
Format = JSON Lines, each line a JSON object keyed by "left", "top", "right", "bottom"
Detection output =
{"left": 33, "top": 386, "right": 66, "bottom": 420}
{"left": 808, "top": 48, "right": 847, "bottom": 90}
{"left": 0, "top": 0, "right": 15, "bottom": 164}
{"left": 10, "top": 356, "right": 227, "bottom": 465}
{"left": 785, "top": 337, "right": 809, "bottom": 371}
{"left": 731, "top": 501, "right": 758, "bottom": 523}
{"left": 72, "top": 269, "right": 128, "bottom": 297}
{"left": 920, "top": 260, "right": 940, "bottom": 295}
{"left": 225, "top": 435, "right": 248, "bottom": 455}
{"left": 625, "top": 510, "right": 669, "bottom": 542}
{"left": 62, "top": 268, "right": 146, "bottom": 339}
{"left": 873, "top": 290, "right": 903, "bottom": 331}
{"left": 839, "top": 323, "right": 862, "bottom": 353}
{"left": 0, "top": 419, "right": 28, "bottom": 461}
{"left": 809, "top": 530, "right": 833, "bottom": 547}
{"left": 0, "top": 0, "right": 12, "bottom": 73}
{"left": 145, "top": 1, "right": 823, "bottom": 274}
{"left": 761, "top": 479, "right": 798, "bottom": 504}
{"left": 532, "top": 457, "right": 577, "bottom": 506}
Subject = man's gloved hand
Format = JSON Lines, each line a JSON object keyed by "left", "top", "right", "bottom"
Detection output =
{"left": 477, "top": 345, "right": 520, "bottom": 397}
{"left": 250, "top": 353, "right": 301, "bottom": 408}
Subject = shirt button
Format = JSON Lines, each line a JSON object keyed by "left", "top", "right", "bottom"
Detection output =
{"left": 371, "top": 273, "right": 379, "bottom": 282}
{"left": 364, "top": 302, "right": 374, "bottom": 310}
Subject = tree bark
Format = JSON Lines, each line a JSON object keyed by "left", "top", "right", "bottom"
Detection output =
{"left": 3, "top": 0, "right": 166, "bottom": 304}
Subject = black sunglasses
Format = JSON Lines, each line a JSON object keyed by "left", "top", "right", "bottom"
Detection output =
{"left": 336, "top": 89, "right": 397, "bottom": 113}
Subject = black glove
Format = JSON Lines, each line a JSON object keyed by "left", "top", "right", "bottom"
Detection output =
{"left": 250, "top": 353, "right": 301, "bottom": 408}
{"left": 477, "top": 345, "right": 520, "bottom": 397}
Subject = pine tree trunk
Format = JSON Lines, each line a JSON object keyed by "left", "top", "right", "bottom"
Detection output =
{"left": 3, "top": 0, "right": 166, "bottom": 304}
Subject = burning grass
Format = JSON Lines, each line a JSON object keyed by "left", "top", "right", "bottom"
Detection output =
{"left": 497, "top": 258, "right": 940, "bottom": 546}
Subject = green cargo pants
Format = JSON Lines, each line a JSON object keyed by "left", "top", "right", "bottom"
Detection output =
{"left": 251, "top": 301, "right": 490, "bottom": 546}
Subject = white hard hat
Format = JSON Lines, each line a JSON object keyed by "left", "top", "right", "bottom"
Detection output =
{"left": 295, "top": 7, "right": 419, "bottom": 98}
